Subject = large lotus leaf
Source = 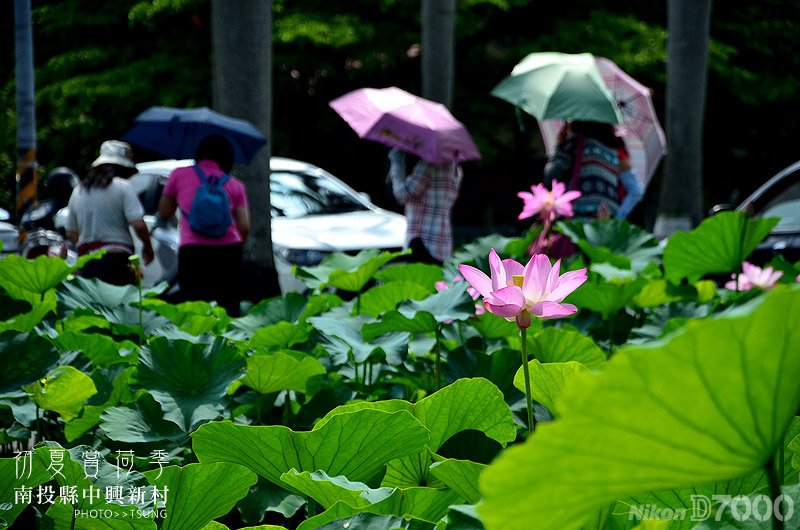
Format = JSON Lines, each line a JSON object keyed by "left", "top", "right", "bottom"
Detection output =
{"left": 514, "top": 360, "right": 589, "bottom": 416}
{"left": 51, "top": 329, "right": 138, "bottom": 367}
{"left": 229, "top": 292, "right": 320, "bottom": 337}
{"left": 451, "top": 235, "right": 514, "bottom": 268}
{"left": 235, "top": 479, "right": 306, "bottom": 523}
{"left": 295, "top": 249, "right": 405, "bottom": 292}
{"left": 0, "top": 289, "right": 58, "bottom": 333}
{"left": 361, "top": 310, "right": 439, "bottom": 340}
{"left": 0, "top": 291, "right": 31, "bottom": 320}
{"left": 100, "top": 393, "right": 186, "bottom": 443}
{"left": 629, "top": 302, "right": 712, "bottom": 344}
{"left": 142, "top": 463, "right": 257, "bottom": 530}
{"left": 444, "top": 504, "right": 486, "bottom": 530}
{"left": 58, "top": 277, "right": 165, "bottom": 311}
{"left": 557, "top": 219, "right": 662, "bottom": 271}
{"left": 308, "top": 308, "right": 408, "bottom": 364}
{"left": 23, "top": 365, "right": 97, "bottom": 421}
{"left": 314, "top": 378, "right": 515, "bottom": 488}
{"left": 64, "top": 365, "right": 137, "bottom": 442}
{"left": 663, "top": 212, "right": 779, "bottom": 284}
{"left": 563, "top": 273, "right": 648, "bottom": 320}
{"left": 632, "top": 279, "right": 701, "bottom": 308}
{"left": 192, "top": 410, "right": 429, "bottom": 486}
{"left": 428, "top": 459, "right": 485, "bottom": 505}
{"left": 468, "top": 312, "right": 519, "bottom": 340}
{"left": 0, "top": 253, "right": 76, "bottom": 297}
{"left": 134, "top": 336, "right": 246, "bottom": 432}
{"left": 791, "top": 434, "right": 800, "bottom": 472}
{"left": 201, "top": 524, "right": 287, "bottom": 530}
{"left": 528, "top": 327, "right": 606, "bottom": 368}
{"left": 358, "top": 282, "right": 433, "bottom": 317}
{"left": 0, "top": 454, "right": 53, "bottom": 527}
{"left": 280, "top": 470, "right": 394, "bottom": 509}
{"left": 447, "top": 348, "right": 520, "bottom": 397}
{"left": 241, "top": 351, "right": 325, "bottom": 394}
{"left": 248, "top": 322, "right": 310, "bottom": 351}
{"left": 282, "top": 470, "right": 461, "bottom": 525}
{"left": 140, "top": 299, "right": 224, "bottom": 335}
{"left": 300, "top": 511, "right": 435, "bottom": 530}
{"left": 479, "top": 286, "right": 800, "bottom": 530}
{"left": 0, "top": 331, "right": 59, "bottom": 396}
{"left": 375, "top": 263, "right": 442, "bottom": 292}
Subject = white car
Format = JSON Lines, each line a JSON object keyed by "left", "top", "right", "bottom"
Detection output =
{"left": 127, "top": 157, "right": 407, "bottom": 293}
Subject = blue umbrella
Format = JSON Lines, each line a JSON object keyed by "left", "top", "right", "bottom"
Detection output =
{"left": 122, "top": 106, "right": 267, "bottom": 164}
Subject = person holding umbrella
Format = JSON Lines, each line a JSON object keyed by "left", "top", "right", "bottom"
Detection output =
{"left": 158, "top": 134, "right": 250, "bottom": 316}
{"left": 387, "top": 148, "right": 463, "bottom": 264}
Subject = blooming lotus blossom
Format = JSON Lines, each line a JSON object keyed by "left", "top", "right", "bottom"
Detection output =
{"left": 724, "top": 261, "right": 783, "bottom": 291}
{"left": 458, "top": 249, "right": 588, "bottom": 328}
{"left": 435, "top": 275, "right": 486, "bottom": 315}
{"left": 517, "top": 181, "right": 581, "bottom": 222}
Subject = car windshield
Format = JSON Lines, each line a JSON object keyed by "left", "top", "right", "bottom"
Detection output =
{"left": 270, "top": 170, "right": 368, "bottom": 218}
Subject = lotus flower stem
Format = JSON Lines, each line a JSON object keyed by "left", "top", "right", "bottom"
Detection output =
{"left": 767, "top": 455, "right": 785, "bottom": 530}
{"left": 434, "top": 326, "right": 443, "bottom": 391}
{"left": 519, "top": 326, "right": 535, "bottom": 433}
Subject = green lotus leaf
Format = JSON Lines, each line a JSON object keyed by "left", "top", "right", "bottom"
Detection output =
{"left": 58, "top": 276, "right": 165, "bottom": 311}
{"left": 141, "top": 299, "right": 224, "bottom": 335}
{"left": 443, "top": 504, "right": 486, "bottom": 530}
{"left": 134, "top": 336, "right": 246, "bottom": 432}
{"left": 43, "top": 499, "right": 157, "bottom": 529}
{"left": 201, "top": 523, "right": 288, "bottom": 530}
{"left": 100, "top": 393, "right": 185, "bottom": 443}
{"left": 557, "top": 219, "right": 662, "bottom": 271}
{"left": 0, "top": 290, "right": 31, "bottom": 320}
{"left": 23, "top": 365, "right": 97, "bottom": 421}
{"left": 447, "top": 348, "right": 520, "bottom": 397}
{"left": 144, "top": 463, "right": 257, "bottom": 530}
{"left": 51, "top": 329, "right": 138, "bottom": 367}
{"left": 0, "top": 254, "right": 75, "bottom": 298}
{"left": 451, "top": 234, "right": 514, "bottom": 268}
{"left": 468, "top": 312, "right": 519, "bottom": 340}
{"left": 374, "top": 263, "right": 443, "bottom": 292}
{"left": 479, "top": 286, "right": 800, "bottom": 530}
{"left": 528, "top": 327, "right": 606, "bottom": 368}
{"left": 308, "top": 307, "right": 408, "bottom": 364}
{"left": 283, "top": 470, "right": 461, "bottom": 526}
{"left": 358, "top": 282, "right": 433, "bottom": 317}
{"left": 0, "top": 289, "right": 57, "bottom": 333}
{"left": 0, "top": 331, "right": 59, "bottom": 396}
{"left": 361, "top": 310, "right": 439, "bottom": 340}
{"left": 65, "top": 364, "right": 137, "bottom": 441}
{"left": 241, "top": 351, "right": 325, "bottom": 394}
{"left": 248, "top": 322, "right": 310, "bottom": 351}
{"left": 663, "top": 212, "right": 779, "bottom": 284}
{"left": 563, "top": 273, "right": 648, "bottom": 319}
{"left": 429, "top": 459, "right": 485, "bottom": 505}
{"left": 0, "top": 454, "right": 52, "bottom": 527}
{"left": 690, "top": 483, "right": 800, "bottom": 529}
{"left": 280, "top": 470, "right": 394, "bottom": 509}
{"left": 192, "top": 409, "right": 429, "bottom": 486}
{"left": 235, "top": 479, "right": 305, "bottom": 523}
{"left": 514, "top": 360, "right": 590, "bottom": 417}
{"left": 632, "top": 279, "right": 700, "bottom": 308}
{"left": 229, "top": 292, "right": 336, "bottom": 339}
{"left": 295, "top": 249, "right": 405, "bottom": 292}
{"left": 315, "top": 378, "right": 515, "bottom": 488}
{"left": 400, "top": 283, "right": 475, "bottom": 323}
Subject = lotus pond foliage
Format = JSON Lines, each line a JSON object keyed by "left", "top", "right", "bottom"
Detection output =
{"left": 1, "top": 212, "right": 800, "bottom": 529}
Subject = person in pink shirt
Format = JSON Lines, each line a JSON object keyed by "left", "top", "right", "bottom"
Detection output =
{"left": 158, "top": 134, "right": 250, "bottom": 316}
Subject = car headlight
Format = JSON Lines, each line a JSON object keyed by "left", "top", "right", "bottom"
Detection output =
{"left": 280, "top": 248, "right": 329, "bottom": 266}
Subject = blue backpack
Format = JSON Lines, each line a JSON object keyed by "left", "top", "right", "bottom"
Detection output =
{"left": 183, "top": 165, "right": 233, "bottom": 238}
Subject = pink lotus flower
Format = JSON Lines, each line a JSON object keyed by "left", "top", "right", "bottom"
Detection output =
{"left": 517, "top": 181, "right": 581, "bottom": 222}
{"left": 725, "top": 261, "right": 783, "bottom": 291}
{"left": 435, "top": 275, "right": 486, "bottom": 316}
{"left": 458, "top": 249, "right": 588, "bottom": 328}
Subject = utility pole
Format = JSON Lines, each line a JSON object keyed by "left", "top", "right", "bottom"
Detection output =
{"left": 14, "top": 0, "right": 37, "bottom": 222}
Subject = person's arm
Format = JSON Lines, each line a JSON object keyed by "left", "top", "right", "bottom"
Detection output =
{"left": 233, "top": 206, "right": 250, "bottom": 241}
{"left": 130, "top": 219, "right": 154, "bottom": 265}
{"left": 615, "top": 165, "right": 645, "bottom": 220}
{"left": 391, "top": 159, "right": 432, "bottom": 205}
{"left": 158, "top": 195, "right": 178, "bottom": 221}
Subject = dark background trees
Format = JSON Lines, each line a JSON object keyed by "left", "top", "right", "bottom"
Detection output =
{"left": 2, "top": 0, "right": 799, "bottom": 239}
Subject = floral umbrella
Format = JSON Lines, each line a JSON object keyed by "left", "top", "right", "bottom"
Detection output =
{"left": 538, "top": 56, "right": 667, "bottom": 189}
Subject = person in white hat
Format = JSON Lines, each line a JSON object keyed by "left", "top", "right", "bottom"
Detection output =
{"left": 64, "top": 140, "right": 154, "bottom": 285}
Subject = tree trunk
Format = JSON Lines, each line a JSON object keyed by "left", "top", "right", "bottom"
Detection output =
{"left": 654, "top": 0, "right": 713, "bottom": 238}
{"left": 211, "top": 0, "right": 279, "bottom": 298}
{"left": 421, "top": 0, "right": 456, "bottom": 107}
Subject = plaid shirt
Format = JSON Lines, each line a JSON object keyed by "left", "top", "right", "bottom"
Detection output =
{"left": 390, "top": 159, "right": 463, "bottom": 262}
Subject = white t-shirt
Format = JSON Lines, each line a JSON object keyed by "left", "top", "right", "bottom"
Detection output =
{"left": 65, "top": 178, "right": 144, "bottom": 247}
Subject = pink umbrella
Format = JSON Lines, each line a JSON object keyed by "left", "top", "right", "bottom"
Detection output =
{"left": 329, "top": 87, "right": 481, "bottom": 165}
{"left": 538, "top": 57, "right": 666, "bottom": 189}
